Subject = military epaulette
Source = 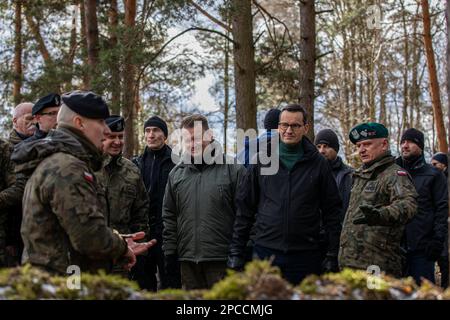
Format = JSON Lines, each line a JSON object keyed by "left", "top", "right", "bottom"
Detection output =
{"left": 397, "top": 170, "right": 408, "bottom": 176}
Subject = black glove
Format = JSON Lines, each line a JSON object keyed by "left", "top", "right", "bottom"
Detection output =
{"left": 164, "top": 254, "right": 179, "bottom": 276}
{"left": 321, "top": 255, "right": 339, "bottom": 273}
{"left": 227, "top": 255, "right": 245, "bottom": 271}
{"left": 426, "top": 240, "right": 444, "bottom": 262}
{"left": 353, "top": 204, "right": 382, "bottom": 226}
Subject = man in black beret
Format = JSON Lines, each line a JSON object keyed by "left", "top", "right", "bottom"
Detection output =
{"left": 11, "top": 91, "right": 155, "bottom": 274}
{"left": 396, "top": 128, "right": 448, "bottom": 285}
{"left": 26, "top": 93, "right": 62, "bottom": 142}
{"left": 132, "top": 115, "right": 181, "bottom": 291}
{"left": 96, "top": 115, "right": 151, "bottom": 278}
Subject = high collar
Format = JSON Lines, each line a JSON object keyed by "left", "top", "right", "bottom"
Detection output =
{"left": 9, "top": 129, "right": 29, "bottom": 145}
{"left": 330, "top": 156, "right": 343, "bottom": 170}
{"left": 57, "top": 124, "right": 104, "bottom": 171}
{"left": 397, "top": 154, "right": 425, "bottom": 172}
{"left": 103, "top": 154, "right": 123, "bottom": 168}
{"left": 355, "top": 151, "right": 394, "bottom": 177}
{"left": 145, "top": 144, "right": 168, "bottom": 158}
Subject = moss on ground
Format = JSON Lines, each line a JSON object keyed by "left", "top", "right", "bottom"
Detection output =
{"left": 1, "top": 261, "right": 449, "bottom": 300}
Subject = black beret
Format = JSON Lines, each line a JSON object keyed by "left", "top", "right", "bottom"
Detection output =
{"left": 349, "top": 122, "right": 388, "bottom": 145}
{"left": 106, "top": 115, "right": 125, "bottom": 132}
{"left": 32, "top": 93, "right": 61, "bottom": 116}
{"left": 61, "top": 90, "right": 110, "bottom": 119}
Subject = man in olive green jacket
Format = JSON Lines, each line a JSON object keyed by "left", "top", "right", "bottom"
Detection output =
{"left": 162, "top": 114, "right": 245, "bottom": 290}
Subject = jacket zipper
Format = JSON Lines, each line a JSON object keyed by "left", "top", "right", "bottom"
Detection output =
{"left": 195, "top": 169, "right": 201, "bottom": 264}
{"left": 284, "top": 170, "right": 290, "bottom": 253}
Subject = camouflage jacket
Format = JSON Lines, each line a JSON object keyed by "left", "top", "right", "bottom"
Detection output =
{"left": 11, "top": 125, "right": 128, "bottom": 274}
{"left": 338, "top": 152, "right": 418, "bottom": 277}
{"left": 4, "top": 130, "right": 28, "bottom": 250}
{"left": 0, "top": 139, "right": 16, "bottom": 265}
{"left": 96, "top": 155, "right": 149, "bottom": 236}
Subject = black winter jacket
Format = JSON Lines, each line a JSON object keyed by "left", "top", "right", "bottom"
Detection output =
{"left": 133, "top": 145, "right": 175, "bottom": 240}
{"left": 229, "top": 137, "right": 343, "bottom": 258}
{"left": 396, "top": 156, "right": 448, "bottom": 252}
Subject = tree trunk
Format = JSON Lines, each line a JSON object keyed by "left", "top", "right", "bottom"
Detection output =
{"left": 231, "top": 0, "right": 256, "bottom": 130}
{"left": 446, "top": 0, "right": 450, "bottom": 220}
{"left": 13, "top": 0, "right": 22, "bottom": 105}
{"left": 401, "top": 0, "right": 410, "bottom": 132}
{"left": 122, "top": 0, "right": 137, "bottom": 159}
{"left": 421, "top": 0, "right": 448, "bottom": 152}
{"left": 65, "top": 3, "right": 78, "bottom": 91}
{"left": 79, "top": 0, "right": 90, "bottom": 89}
{"left": 109, "top": 0, "right": 121, "bottom": 114}
{"left": 84, "top": 0, "right": 100, "bottom": 91}
{"left": 24, "top": 10, "right": 52, "bottom": 65}
{"left": 224, "top": 29, "right": 230, "bottom": 153}
{"left": 299, "top": 0, "right": 316, "bottom": 141}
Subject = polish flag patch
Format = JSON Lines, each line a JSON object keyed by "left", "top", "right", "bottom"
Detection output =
{"left": 397, "top": 171, "right": 408, "bottom": 176}
{"left": 84, "top": 172, "right": 94, "bottom": 183}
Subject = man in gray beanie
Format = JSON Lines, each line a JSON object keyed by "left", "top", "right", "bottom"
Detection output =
{"left": 314, "top": 129, "right": 353, "bottom": 217}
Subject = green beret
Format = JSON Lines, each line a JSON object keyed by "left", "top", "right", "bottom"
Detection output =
{"left": 349, "top": 122, "right": 388, "bottom": 144}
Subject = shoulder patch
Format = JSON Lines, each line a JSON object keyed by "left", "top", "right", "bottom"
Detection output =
{"left": 397, "top": 170, "right": 408, "bottom": 176}
{"left": 84, "top": 171, "right": 94, "bottom": 183}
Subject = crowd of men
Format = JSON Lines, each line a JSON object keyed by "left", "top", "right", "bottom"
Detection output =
{"left": 0, "top": 90, "right": 449, "bottom": 292}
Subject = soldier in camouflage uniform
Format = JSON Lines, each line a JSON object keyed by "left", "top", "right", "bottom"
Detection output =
{"left": 4, "top": 102, "right": 35, "bottom": 267}
{"left": 11, "top": 91, "right": 155, "bottom": 274}
{"left": 96, "top": 116, "right": 150, "bottom": 276}
{"left": 0, "top": 139, "right": 19, "bottom": 266}
{"left": 339, "top": 122, "right": 418, "bottom": 278}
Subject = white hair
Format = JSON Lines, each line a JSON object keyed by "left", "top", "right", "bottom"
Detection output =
{"left": 12, "top": 102, "right": 33, "bottom": 119}
{"left": 57, "top": 103, "right": 79, "bottom": 126}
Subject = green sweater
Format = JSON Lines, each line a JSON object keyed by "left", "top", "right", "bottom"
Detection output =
{"left": 279, "top": 140, "right": 304, "bottom": 171}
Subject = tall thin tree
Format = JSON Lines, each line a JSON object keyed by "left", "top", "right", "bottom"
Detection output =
{"left": 421, "top": 0, "right": 448, "bottom": 152}
{"left": 122, "top": 0, "right": 137, "bottom": 158}
{"left": 13, "top": 0, "right": 22, "bottom": 105}
{"left": 231, "top": 0, "right": 256, "bottom": 130}
{"left": 299, "top": 0, "right": 316, "bottom": 141}
{"left": 84, "top": 0, "right": 100, "bottom": 91}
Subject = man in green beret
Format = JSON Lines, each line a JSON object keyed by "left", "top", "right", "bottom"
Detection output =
{"left": 339, "top": 122, "right": 418, "bottom": 277}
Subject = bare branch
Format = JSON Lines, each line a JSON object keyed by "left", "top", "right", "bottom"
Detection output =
{"left": 316, "top": 50, "right": 333, "bottom": 60}
{"left": 187, "top": 0, "right": 232, "bottom": 33}
{"left": 135, "top": 27, "right": 236, "bottom": 90}
{"left": 316, "top": 9, "right": 333, "bottom": 15}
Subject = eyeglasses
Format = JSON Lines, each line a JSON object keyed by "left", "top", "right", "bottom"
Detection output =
{"left": 40, "top": 111, "right": 59, "bottom": 117}
{"left": 278, "top": 122, "right": 304, "bottom": 131}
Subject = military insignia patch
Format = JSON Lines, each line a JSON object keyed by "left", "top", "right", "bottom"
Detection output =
{"left": 364, "top": 181, "right": 377, "bottom": 192}
{"left": 351, "top": 130, "right": 360, "bottom": 140}
{"left": 84, "top": 172, "right": 94, "bottom": 183}
{"left": 360, "top": 130, "right": 368, "bottom": 137}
